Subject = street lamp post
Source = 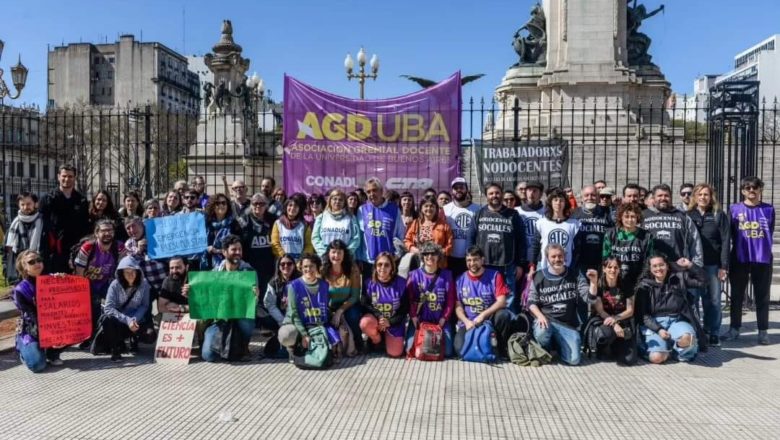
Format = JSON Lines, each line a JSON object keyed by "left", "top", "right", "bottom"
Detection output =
{"left": 344, "top": 47, "right": 379, "bottom": 99}
{"left": 0, "top": 39, "right": 29, "bottom": 102}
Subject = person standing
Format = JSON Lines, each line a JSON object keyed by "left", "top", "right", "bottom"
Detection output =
{"left": 38, "top": 165, "right": 90, "bottom": 273}
{"left": 723, "top": 177, "right": 775, "bottom": 345}
{"left": 686, "top": 184, "right": 730, "bottom": 346}
{"left": 4, "top": 193, "right": 43, "bottom": 281}
{"left": 515, "top": 181, "right": 545, "bottom": 269}
{"left": 642, "top": 184, "right": 703, "bottom": 267}
{"left": 572, "top": 185, "right": 614, "bottom": 272}
{"left": 239, "top": 193, "right": 276, "bottom": 297}
{"left": 530, "top": 188, "right": 581, "bottom": 271}
{"left": 475, "top": 182, "right": 526, "bottom": 313}
{"left": 443, "top": 178, "right": 480, "bottom": 279}
{"left": 357, "top": 178, "right": 405, "bottom": 281}
{"left": 311, "top": 189, "right": 361, "bottom": 258}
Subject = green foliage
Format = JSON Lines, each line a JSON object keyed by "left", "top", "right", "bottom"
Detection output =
{"left": 672, "top": 119, "right": 709, "bottom": 142}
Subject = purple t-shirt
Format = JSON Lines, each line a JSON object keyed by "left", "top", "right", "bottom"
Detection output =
{"left": 730, "top": 202, "right": 775, "bottom": 264}
{"left": 75, "top": 241, "right": 124, "bottom": 296}
{"left": 406, "top": 269, "right": 454, "bottom": 323}
{"left": 365, "top": 277, "right": 407, "bottom": 337}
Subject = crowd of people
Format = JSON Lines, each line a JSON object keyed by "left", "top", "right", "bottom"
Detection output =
{"left": 3, "top": 164, "right": 776, "bottom": 372}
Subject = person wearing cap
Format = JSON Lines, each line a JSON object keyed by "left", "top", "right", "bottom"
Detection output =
{"left": 443, "top": 177, "right": 480, "bottom": 279}
{"left": 572, "top": 185, "right": 614, "bottom": 272}
{"left": 515, "top": 181, "right": 546, "bottom": 267}
{"left": 599, "top": 186, "right": 618, "bottom": 223}
{"left": 474, "top": 182, "right": 527, "bottom": 313}
{"left": 677, "top": 183, "right": 694, "bottom": 213}
{"left": 404, "top": 241, "right": 456, "bottom": 358}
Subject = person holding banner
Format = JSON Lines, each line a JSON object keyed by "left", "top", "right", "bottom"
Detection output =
{"left": 11, "top": 250, "right": 64, "bottom": 372}
{"left": 125, "top": 217, "right": 167, "bottom": 298}
{"left": 180, "top": 190, "right": 203, "bottom": 214}
{"left": 311, "top": 189, "right": 361, "bottom": 258}
{"left": 184, "top": 235, "right": 257, "bottom": 362}
{"left": 261, "top": 254, "right": 301, "bottom": 358}
{"left": 202, "top": 193, "right": 242, "bottom": 270}
{"left": 271, "top": 198, "right": 314, "bottom": 260}
{"left": 278, "top": 253, "right": 339, "bottom": 363}
{"left": 101, "top": 256, "right": 151, "bottom": 362}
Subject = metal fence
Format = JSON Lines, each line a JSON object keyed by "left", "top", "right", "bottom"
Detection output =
{"left": 1, "top": 95, "right": 779, "bottom": 223}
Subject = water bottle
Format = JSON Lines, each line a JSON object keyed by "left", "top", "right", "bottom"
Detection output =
{"left": 490, "top": 332, "right": 498, "bottom": 348}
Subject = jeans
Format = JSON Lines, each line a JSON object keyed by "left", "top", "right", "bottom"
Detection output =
{"left": 405, "top": 320, "right": 454, "bottom": 358}
{"left": 201, "top": 319, "right": 255, "bottom": 362}
{"left": 692, "top": 265, "right": 722, "bottom": 336}
{"left": 533, "top": 319, "right": 582, "bottom": 365}
{"left": 17, "top": 339, "right": 52, "bottom": 373}
{"left": 640, "top": 316, "right": 698, "bottom": 362}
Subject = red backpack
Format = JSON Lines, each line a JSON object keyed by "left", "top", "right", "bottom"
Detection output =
{"left": 409, "top": 322, "right": 444, "bottom": 361}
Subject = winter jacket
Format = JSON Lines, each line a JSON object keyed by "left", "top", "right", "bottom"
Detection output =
{"left": 635, "top": 264, "right": 706, "bottom": 333}
{"left": 103, "top": 256, "right": 151, "bottom": 326}
{"left": 686, "top": 208, "right": 730, "bottom": 269}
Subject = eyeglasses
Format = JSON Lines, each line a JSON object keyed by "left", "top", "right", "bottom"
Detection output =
{"left": 422, "top": 252, "right": 437, "bottom": 257}
{"left": 599, "top": 194, "right": 612, "bottom": 198}
{"left": 503, "top": 198, "right": 515, "bottom": 202}
{"left": 26, "top": 257, "right": 43, "bottom": 265}
{"left": 184, "top": 195, "right": 196, "bottom": 200}
{"left": 743, "top": 185, "right": 759, "bottom": 191}
{"left": 680, "top": 191, "right": 692, "bottom": 197}
{"left": 279, "top": 261, "right": 294, "bottom": 267}
{"left": 252, "top": 202, "right": 267, "bottom": 207}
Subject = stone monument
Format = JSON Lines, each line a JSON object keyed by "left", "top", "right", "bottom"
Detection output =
{"left": 488, "top": 0, "right": 671, "bottom": 139}
{"left": 186, "top": 20, "right": 276, "bottom": 195}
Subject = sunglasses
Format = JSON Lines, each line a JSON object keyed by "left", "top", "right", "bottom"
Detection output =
{"left": 503, "top": 198, "right": 515, "bottom": 202}
{"left": 279, "top": 261, "right": 295, "bottom": 267}
{"left": 252, "top": 202, "right": 267, "bottom": 207}
{"left": 26, "top": 257, "right": 43, "bottom": 265}
{"left": 184, "top": 195, "right": 196, "bottom": 200}
{"left": 599, "top": 194, "right": 612, "bottom": 198}
{"left": 680, "top": 191, "right": 692, "bottom": 197}
{"left": 422, "top": 252, "right": 437, "bottom": 257}
{"left": 743, "top": 185, "right": 760, "bottom": 191}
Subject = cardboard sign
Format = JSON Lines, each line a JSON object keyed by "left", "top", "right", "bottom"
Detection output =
{"left": 154, "top": 313, "right": 196, "bottom": 365}
{"left": 145, "top": 212, "right": 208, "bottom": 260}
{"left": 188, "top": 271, "right": 257, "bottom": 320}
{"left": 37, "top": 275, "right": 92, "bottom": 348}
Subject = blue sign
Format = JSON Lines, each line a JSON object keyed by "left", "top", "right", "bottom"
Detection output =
{"left": 145, "top": 212, "right": 208, "bottom": 260}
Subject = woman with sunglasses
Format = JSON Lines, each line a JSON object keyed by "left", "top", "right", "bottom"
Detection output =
{"left": 305, "top": 193, "right": 326, "bottom": 226}
{"left": 261, "top": 254, "right": 301, "bottom": 358}
{"left": 11, "top": 250, "right": 65, "bottom": 372}
{"left": 404, "top": 196, "right": 453, "bottom": 268}
{"left": 271, "top": 197, "right": 314, "bottom": 260}
{"left": 239, "top": 193, "right": 276, "bottom": 298}
{"left": 202, "top": 193, "right": 241, "bottom": 270}
{"left": 404, "top": 241, "right": 456, "bottom": 358}
{"left": 312, "top": 189, "right": 361, "bottom": 258}
{"left": 360, "top": 252, "right": 408, "bottom": 357}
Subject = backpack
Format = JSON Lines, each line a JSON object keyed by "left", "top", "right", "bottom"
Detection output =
{"left": 581, "top": 315, "right": 606, "bottom": 358}
{"left": 69, "top": 237, "right": 119, "bottom": 272}
{"left": 459, "top": 321, "right": 497, "bottom": 363}
{"left": 408, "top": 322, "right": 444, "bottom": 361}
{"left": 507, "top": 331, "right": 552, "bottom": 367}
{"left": 293, "top": 325, "right": 334, "bottom": 370}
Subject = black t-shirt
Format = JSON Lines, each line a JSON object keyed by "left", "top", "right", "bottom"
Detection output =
{"left": 598, "top": 285, "right": 633, "bottom": 316}
{"left": 159, "top": 276, "right": 187, "bottom": 305}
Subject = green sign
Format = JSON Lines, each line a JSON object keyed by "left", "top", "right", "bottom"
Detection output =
{"left": 188, "top": 271, "right": 257, "bottom": 320}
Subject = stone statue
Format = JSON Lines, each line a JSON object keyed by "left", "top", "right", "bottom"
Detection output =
{"left": 512, "top": 3, "right": 547, "bottom": 67}
{"left": 214, "top": 80, "right": 228, "bottom": 112}
{"left": 627, "top": 1, "right": 665, "bottom": 66}
{"left": 203, "top": 82, "right": 214, "bottom": 109}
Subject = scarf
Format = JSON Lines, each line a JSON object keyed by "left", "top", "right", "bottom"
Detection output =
{"left": 279, "top": 215, "right": 301, "bottom": 231}
{"left": 6, "top": 212, "right": 43, "bottom": 253}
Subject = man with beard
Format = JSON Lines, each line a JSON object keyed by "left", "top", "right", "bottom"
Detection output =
{"left": 260, "top": 177, "right": 283, "bottom": 218}
{"left": 572, "top": 185, "right": 614, "bottom": 272}
{"left": 642, "top": 184, "right": 703, "bottom": 266}
{"left": 191, "top": 175, "right": 210, "bottom": 209}
{"left": 39, "top": 165, "right": 90, "bottom": 273}
{"left": 527, "top": 243, "right": 592, "bottom": 366}
{"left": 443, "top": 177, "right": 480, "bottom": 278}
{"left": 515, "top": 181, "right": 545, "bottom": 267}
{"left": 5, "top": 193, "right": 43, "bottom": 281}
{"left": 179, "top": 190, "right": 202, "bottom": 214}
{"left": 622, "top": 183, "right": 642, "bottom": 207}
{"left": 474, "top": 182, "right": 526, "bottom": 313}
{"left": 158, "top": 257, "right": 190, "bottom": 313}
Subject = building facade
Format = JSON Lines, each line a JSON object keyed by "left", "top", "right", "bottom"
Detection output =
{"left": 48, "top": 35, "right": 200, "bottom": 113}
{"left": 716, "top": 34, "right": 780, "bottom": 105}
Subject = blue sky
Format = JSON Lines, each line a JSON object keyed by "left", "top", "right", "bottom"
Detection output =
{"left": 2, "top": 0, "right": 779, "bottom": 109}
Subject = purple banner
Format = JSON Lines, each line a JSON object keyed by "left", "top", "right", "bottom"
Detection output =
{"left": 283, "top": 73, "right": 461, "bottom": 196}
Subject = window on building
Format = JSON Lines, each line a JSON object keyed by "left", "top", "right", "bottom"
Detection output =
{"left": 108, "top": 71, "right": 113, "bottom": 79}
{"left": 29, "top": 163, "right": 37, "bottom": 179}
{"left": 109, "top": 56, "right": 115, "bottom": 63}
{"left": 108, "top": 87, "right": 112, "bottom": 95}
{"left": 8, "top": 162, "right": 14, "bottom": 177}
{"left": 43, "top": 164, "right": 50, "bottom": 180}
{"left": 17, "top": 162, "right": 24, "bottom": 177}
{"left": 94, "top": 56, "right": 101, "bottom": 64}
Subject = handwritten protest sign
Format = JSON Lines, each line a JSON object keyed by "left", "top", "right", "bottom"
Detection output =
{"left": 145, "top": 212, "right": 208, "bottom": 260}
{"left": 188, "top": 271, "right": 257, "bottom": 320}
{"left": 155, "top": 313, "right": 196, "bottom": 365}
{"left": 37, "top": 275, "right": 92, "bottom": 348}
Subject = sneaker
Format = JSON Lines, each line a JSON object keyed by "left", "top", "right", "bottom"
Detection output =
{"left": 721, "top": 328, "right": 740, "bottom": 341}
{"left": 129, "top": 338, "right": 139, "bottom": 354}
{"left": 708, "top": 335, "right": 721, "bottom": 347}
{"left": 78, "top": 339, "right": 92, "bottom": 350}
{"left": 47, "top": 357, "right": 64, "bottom": 366}
{"left": 111, "top": 351, "right": 123, "bottom": 362}
{"left": 758, "top": 330, "right": 770, "bottom": 345}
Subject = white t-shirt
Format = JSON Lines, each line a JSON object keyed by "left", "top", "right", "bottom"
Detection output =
{"left": 443, "top": 202, "right": 480, "bottom": 258}
{"left": 534, "top": 217, "right": 581, "bottom": 270}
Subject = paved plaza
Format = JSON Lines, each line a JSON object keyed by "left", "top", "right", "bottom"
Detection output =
{"left": 0, "top": 311, "right": 778, "bottom": 440}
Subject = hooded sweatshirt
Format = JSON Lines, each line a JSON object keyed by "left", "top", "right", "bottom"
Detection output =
{"left": 635, "top": 264, "right": 705, "bottom": 332}
{"left": 642, "top": 208, "right": 703, "bottom": 266}
{"left": 311, "top": 210, "right": 361, "bottom": 257}
{"left": 104, "top": 256, "right": 151, "bottom": 326}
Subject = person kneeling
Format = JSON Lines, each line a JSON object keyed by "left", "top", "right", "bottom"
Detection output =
{"left": 102, "top": 256, "right": 151, "bottom": 362}
{"left": 637, "top": 255, "right": 705, "bottom": 364}
{"left": 453, "top": 246, "right": 516, "bottom": 359}
{"left": 278, "top": 254, "right": 340, "bottom": 368}
{"left": 360, "top": 252, "right": 408, "bottom": 357}
{"left": 527, "top": 244, "right": 590, "bottom": 366}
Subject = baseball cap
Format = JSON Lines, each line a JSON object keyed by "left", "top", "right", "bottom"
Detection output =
{"left": 450, "top": 177, "right": 468, "bottom": 188}
{"left": 599, "top": 187, "right": 615, "bottom": 196}
{"left": 525, "top": 181, "right": 544, "bottom": 191}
